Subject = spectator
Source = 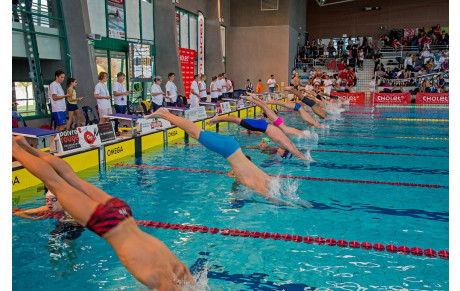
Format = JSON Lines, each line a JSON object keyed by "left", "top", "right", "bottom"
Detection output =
{"left": 49, "top": 69, "right": 70, "bottom": 131}
{"left": 215, "top": 74, "right": 223, "bottom": 100}
{"left": 305, "top": 40, "right": 311, "bottom": 57}
{"left": 189, "top": 74, "right": 200, "bottom": 108}
{"left": 373, "top": 49, "right": 383, "bottom": 71}
{"left": 357, "top": 49, "right": 364, "bottom": 70}
{"left": 313, "top": 76, "right": 321, "bottom": 90}
{"left": 267, "top": 74, "right": 276, "bottom": 93}
{"left": 93, "top": 71, "right": 112, "bottom": 124}
{"left": 226, "top": 77, "right": 234, "bottom": 98}
{"left": 311, "top": 39, "right": 318, "bottom": 58}
{"left": 199, "top": 74, "right": 207, "bottom": 102}
{"left": 375, "top": 65, "right": 384, "bottom": 77}
{"left": 255, "top": 79, "right": 263, "bottom": 93}
{"left": 423, "top": 34, "right": 432, "bottom": 50}
{"left": 165, "top": 73, "right": 178, "bottom": 106}
{"left": 318, "top": 39, "right": 325, "bottom": 56}
{"left": 384, "top": 67, "right": 393, "bottom": 79}
{"left": 65, "top": 78, "right": 83, "bottom": 131}
{"left": 305, "top": 79, "right": 314, "bottom": 91}
{"left": 327, "top": 40, "right": 336, "bottom": 57}
{"left": 210, "top": 76, "right": 219, "bottom": 103}
{"left": 296, "top": 55, "right": 302, "bottom": 69}
{"left": 347, "top": 67, "right": 356, "bottom": 92}
{"left": 425, "top": 59, "right": 434, "bottom": 73}
{"left": 315, "top": 67, "right": 323, "bottom": 79}
{"left": 150, "top": 76, "right": 165, "bottom": 111}
{"left": 245, "top": 79, "right": 253, "bottom": 93}
{"left": 338, "top": 60, "right": 347, "bottom": 76}
{"left": 441, "top": 58, "right": 449, "bottom": 71}
{"left": 421, "top": 47, "right": 432, "bottom": 62}
{"left": 369, "top": 77, "right": 376, "bottom": 98}
{"left": 437, "top": 74, "right": 446, "bottom": 93}
{"left": 220, "top": 73, "right": 228, "bottom": 98}
{"left": 404, "top": 53, "right": 413, "bottom": 71}
{"left": 439, "top": 31, "right": 449, "bottom": 45}
{"left": 434, "top": 24, "right": 441, "bottom": 36}
{"left": 323, "top": 75, "right": 333, "bottom": 95}
{"left": 337, "top": 38, "right": 344, "bottom": 57}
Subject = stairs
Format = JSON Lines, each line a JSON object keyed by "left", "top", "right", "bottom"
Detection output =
{"left": 355, "top": 59, "right": 375, "bottom": 102}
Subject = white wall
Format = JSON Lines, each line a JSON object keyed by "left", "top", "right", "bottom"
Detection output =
{"left": 141, "top": 1, "right": 154, "bottom": 43}
{"left": 126, "top": 0, "right": 140, "bottom": 40}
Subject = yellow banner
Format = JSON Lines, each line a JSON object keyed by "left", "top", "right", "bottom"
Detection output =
{"left": 105, "top": 140, "right": 135, "bottom": 163}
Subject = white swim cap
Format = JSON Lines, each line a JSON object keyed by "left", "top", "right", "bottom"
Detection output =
{"left": 45, "top": 191, "right": 56, "bottom": 198}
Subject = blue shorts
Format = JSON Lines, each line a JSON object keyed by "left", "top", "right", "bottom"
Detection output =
{"left": 240, "top": 119, "right": 269, "bottom": 133}
{"left": 294, "top": 103, "right": 302, "bottom": 111}
{"left": 52, "top": 111, "right": 67, "bottom": 126}
{"left": 67, "top": 103, "right": 79, "bottom": 111}
{"left": 198, "top": 130, "right": 240, "bottom": 159}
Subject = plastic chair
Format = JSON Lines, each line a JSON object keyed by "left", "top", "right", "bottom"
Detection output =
{"left": 12, "top": 112, "right": 27, "bottom": 127}
{"left": 82, "top": 106, "right": 99, "bottom": 125}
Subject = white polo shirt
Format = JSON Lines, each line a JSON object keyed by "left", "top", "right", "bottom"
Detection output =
{"left": 190, "top": 80, "right": 200, "bottom": 98}
{"left": 226, "top": 79, "right": 233, "bottom": 93}
{"left": 49, "top": 81, "right": 66, "bottom": 112}
{"left": 94, "top": 82, "right": 112, "bottom": 109}
{"left": 199, "top": 81, "right": 207, "bottom": 98}
{"left": 165, "top": 81, "right": 178, "bottom": 102}
{"left": 267, "top": 78, "right": 276, "bottom": 88}
{"left": 112, "top": 81, "right": 127, "bottom": 106}
{"left": 151, "top": 83, "right": 164, "bottom": 105}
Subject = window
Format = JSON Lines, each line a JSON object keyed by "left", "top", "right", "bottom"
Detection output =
{"left": 180, "top": 11, "right": 189, "bottom": 49}
{"left": 14, "top": 82, "right": 35, "bottom": 116}
{"left": 175, "top": 8, "right": 198, "bottom": 50}
{"left": 221, "top": 25, "right": 226, "bottom": 58}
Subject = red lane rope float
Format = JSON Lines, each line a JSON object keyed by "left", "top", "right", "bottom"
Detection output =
{"left": 174, "top": 143, "right": 418, "bottom": 156}
{"left": 277, "top": 110, "right": 383, "bottom": 115}
{"left": 114, "top": 163, "right": 446, "bottom": 189}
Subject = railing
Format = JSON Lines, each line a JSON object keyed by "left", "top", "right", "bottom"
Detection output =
{"left": 12, "top": 1, "right": 56, "bottom": 28}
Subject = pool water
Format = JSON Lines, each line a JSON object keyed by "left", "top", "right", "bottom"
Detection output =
{"left": 12, "top": 105, "right": 449, "bottom": 290}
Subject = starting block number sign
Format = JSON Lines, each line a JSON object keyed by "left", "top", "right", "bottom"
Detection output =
{"left": 216, "top": 102, "right": 231, "bottom": 114}
{"left": 185, "top": 106, "right": 207, "bottom": 121}
{"left": 138, "top": 118, "right": 172, "bottom": 135}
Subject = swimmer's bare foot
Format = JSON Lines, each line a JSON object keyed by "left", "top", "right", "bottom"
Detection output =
{"left": 145, "top": 107, "right": 170, "bottom": 119}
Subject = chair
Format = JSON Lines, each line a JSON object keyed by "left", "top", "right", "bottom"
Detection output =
{"left": 82, "top": 106, "right": 99, "bottom": 125}
{"left": 140, "top": 101, "right": 151, "bottom": 115}
{"left": 127, "top": 101, "right": 143, "bottom": 116}
{"left": 12, "top": 112, "right": 27, "bottom": 127}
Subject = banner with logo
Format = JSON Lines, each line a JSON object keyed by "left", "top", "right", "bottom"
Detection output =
{"left": 179, "top": 48, "right": 197, "bottom": 98}
{"left": 198, "top": 12, "right": 205, "bottom": 75}
{"left": 107, "top": 0, "right": 125, "bottom": 40}
{"left": 216, "top": 102, "right": 231, "bottom": 114}
{"left": 97, "top": 123, "right": 116, "bottom": 143}
{"left": 137, "top": 118, "right": 172, "bottom": 135}
{"left": 415, "top": 93, "right": 449, "bottom": 104}
{"left": 330, "top": 92, "right": 366, "bottom": 104}
{"left": 185, "top": 106, "right": 207, "bottom": 121}
{"left": 373, "top": 93, "right": 411, "bottom": 104}
{"left": 58, "top": 125, "right": 102, "bottom": 154}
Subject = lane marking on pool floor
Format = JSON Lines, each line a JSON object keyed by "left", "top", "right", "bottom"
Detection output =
{"left": 278, "top": 111, "right": 449, "bottom": 117}
{"left": 175, "top": 143, "right": 420, "bottom": 156}
{"left": 288, "top": 123, "right": 449, "bottom": 130}
{"left": 18, "top": 209, "right": 448, "bottom": 261}
{"left": 278, "top": 115, "right": 449, "bottom": 122}
{"left": 114, "top": 163, "right": 448, "bottom": 189}
{"left": 214, "top": 130, "right": 449, "bottom": 140}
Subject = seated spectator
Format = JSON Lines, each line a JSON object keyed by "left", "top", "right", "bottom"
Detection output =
{"left": 375, "top": 65, "right": 385, "bottom": 77}
{"left": 421, "top": 47, "right": 432, "bottom": 61}
{"left": 305, "top": 79, "right": 314, "bottom": 91}
{"left": 327, "top": 40, "right": 336, "bottom": 57}
{"left": 315, "top": 67, "right": 324, "bottom": 79}
{"left": 296, "top": 55, "right": 302, "bottom": 69}
{"left": 313, "top": 76, "right": 322, "bottom": 90}
{"left": 441, "top": 59, "right": 449, "bottom": 71}
{"left": 439, "top": 31, "right": 449, "bottom": 45}
{"left": 309, "top": 67, "right": 316, "bottom": 79}
{"left": 423, "top": 35, "right": 432, "bottom": 50}
{"left": 384, "top": 67, "right": 393, "bottom": 79}
{"left": 338, "top": 60, "right": 347, "bottom": 75}
{"left": 425, "top": 59, "right": 434, "bottom": 73}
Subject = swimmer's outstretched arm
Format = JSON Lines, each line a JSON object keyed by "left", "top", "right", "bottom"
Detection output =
{"left": 243, "top": 94, "right": 279, "bottom": 123}
{"left": 13, "top": 206, "right": 48, "bottom": 220}
{"left": 208, "top": 114, "right": 242, "bottom": 126}
{"left": 265, "top": 99, "right": 321, "bottom": 128}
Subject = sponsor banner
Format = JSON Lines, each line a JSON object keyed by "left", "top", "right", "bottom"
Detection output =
{"left": 107, "top": 0, "right": 125, "bottom": 40}
{"left": 198, "top": 12, "right": 205, "bottom": 75}
{"left": 416, "top": 93, "right": 449, "bottom": 104}
{"left": 216, "top": 102, "right": 231, "bottom": 114}
{"left": 58, "top": 125, "right": 102, "bottom": 154}
{"left": 330, "top": 92, "right": 366, "bottom": 104}
{"left": 97, "top": 123, "right": 116, "bottom": 143}
{"left": 373, "top": 93, "right": 411, "bottom": 104}
{"left": 185, "top": 106, "right": 207, "bottom": 121}
{"left": 179, "top": 48, "right": 197, "bottom": 98}
{"left": 105, "top": 140, "right": 135, "bottom": 163}
{"left": 138, "top": 118, "right": 172, "bottom": 135}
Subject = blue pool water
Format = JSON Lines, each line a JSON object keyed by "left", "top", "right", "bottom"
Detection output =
{"left": 12, "top": 105, "right": 449, "bottom": 290}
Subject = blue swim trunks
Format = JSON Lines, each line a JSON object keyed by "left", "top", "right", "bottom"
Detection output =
{"left": 198, "top": 130, "right": 240, "bottom": 159}
{"left": 294, "top": 103, "right": 302, "bottom": 111}
{"left": 240, "top": 119, "right": 269, "bottom": 133}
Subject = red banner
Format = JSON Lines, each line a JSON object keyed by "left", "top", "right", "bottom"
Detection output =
{"left": 179, "top": 48, "right": 197, "bottom": 98}
{"left": 373, "top": 93, "right": 411, "bottom": 104}
{"left": 415, "top": 93, "right": 449, "bottom": 104}
{"left": 330, "top": 92, "right": 366, "bottom": 104}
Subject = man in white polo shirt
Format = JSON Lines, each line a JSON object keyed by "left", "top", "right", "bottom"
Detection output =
{"left": 267, "top": 74, "right": 276, "bottom": 93}
{"left": 189, "top": 74, "right": 200, "bottom": 108}
{"left": 215, "top": 74, "right": 223, "bottom": 101}
{"left": 220, "top": 73, "right": 227, "bottom": 99}
{"left": 151, "top": 76, "right": 165, "bottom": 111}
{"left": 165, "top": 73, "right": 178, "bottom": 106}
{"left": 112, "top": 72, "right": 134, "bottom": 133}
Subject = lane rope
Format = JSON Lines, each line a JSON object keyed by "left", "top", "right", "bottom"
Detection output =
{"left": 114, "top": 163, "right": 448, "bottom": 189}
{"left": 13, "top": 208, "right": 448, "bottom": 260}
{"left": 287, "top": 123, "right": 449, "bottom": 130}
{"left": 174, "top": 143, "right": 419, "bottom": 156}
{"left": 279, "top": 116, "right": 449, "bottom": 122}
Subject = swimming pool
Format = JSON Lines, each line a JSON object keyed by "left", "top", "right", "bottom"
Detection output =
{"left": 12, "top": 104, "right": 449, "bottom": 290}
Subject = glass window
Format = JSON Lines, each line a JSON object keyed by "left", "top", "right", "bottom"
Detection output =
{"left": 180, "top": 11, "right": 189, "bottom": 48}
{"left": 189, "top": 15, "right": 197, "bottom": 51}
{"left": 14, "top": 82, "right": 35, "bottom": 116}
{"left": 175, "top": 11, "right": 180, "bottom": 46}
{"left": 110, "top": 51, "right": 127, "bottom": 88}
{"left": 95, "top": 49, "right": 109, "bottom": 76}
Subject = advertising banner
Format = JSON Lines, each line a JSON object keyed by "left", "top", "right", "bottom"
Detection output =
{"left": 97, "top": 123, "right": 116, "bottom": 143}
{"left": 58, "top": 125, "right": 102, "bottom": 154}
{"left": 415, "top": 93, "right": 449, "bottom": 104}
{"left": 185, "top": 106, "right": 207, "bottom": 121}
{"left": 128, "top": 43, "right": 152, "bottom": 82}
{"left": 373, "top": 93, "right": 411, "bottom": 104}
{"left": 107, "top": 0, "right": 125, "bottom": 40}
{"left": 216, "top": 102, "right": 231, "bottom": 114}
{"left": 330, "top": 92, "right": 366, "bottom": 104}
{"left": 179, "top": 48, "right": 197, "bottom": 98}
{"left": 137, "top": 118, "right": 172, "bottom": 135}
{"left": 198, "top": 12, "right": 205, "bottom": 75}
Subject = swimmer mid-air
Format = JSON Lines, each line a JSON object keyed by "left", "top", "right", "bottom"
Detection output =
{"left": 284, "top": 87, "right": 329, "bottom": 119}
{"left": 208, "top": 114, "right": 310, "bottom": 161}
{"left": 146, "top": 108, "right": 310, "bottom": 207}
{"left": 12, "top": 136, "right": 194, "bottom": 291}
